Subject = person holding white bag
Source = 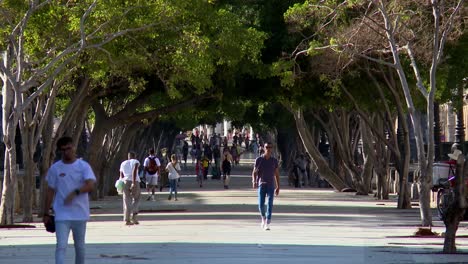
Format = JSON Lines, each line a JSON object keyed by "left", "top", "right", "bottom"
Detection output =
{"left": 119, "top": 151, "right": 141, "bottom": 225}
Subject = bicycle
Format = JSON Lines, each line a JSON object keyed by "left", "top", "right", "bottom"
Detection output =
{"left": 435, "top": 160, "right": 456, "bottom": 220}
{"left": 436, "top": 178, "right": 455, "bottom": 220}
{"left": 435, "top": 160, "right": 468, "bottom": 221}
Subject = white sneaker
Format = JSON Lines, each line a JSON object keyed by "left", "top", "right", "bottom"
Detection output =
{"left": 261, "top": 218, "right": 266, "bottom": 229}
{"left": 264, "top": 224, "right": 270, "bottom": 231}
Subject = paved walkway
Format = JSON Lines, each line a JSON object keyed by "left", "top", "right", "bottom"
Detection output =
{"left": 1, "top": 152, "right": 468, "bottom": 263}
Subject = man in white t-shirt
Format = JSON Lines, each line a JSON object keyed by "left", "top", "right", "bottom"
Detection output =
{"left": 119, "top": 151, "right": 141, "bottom": 225}
{"left": 44, "top": 136, "right": 96, "bottom": 264}
{"left": 143, "top": 148, "right": 161, "bottom": 201}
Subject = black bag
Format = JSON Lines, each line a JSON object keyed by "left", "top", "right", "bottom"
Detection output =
{"left": 45, "top": 215, "right": 56, "bottom": 233}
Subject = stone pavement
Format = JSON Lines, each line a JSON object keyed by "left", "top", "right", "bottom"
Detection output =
{"left": 1, "top": 153, "right": 468, "bottom": 263}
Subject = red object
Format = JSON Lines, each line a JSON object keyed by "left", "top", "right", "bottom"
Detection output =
{"left": 449, "top": 176, "right": 456, "bottom": 187}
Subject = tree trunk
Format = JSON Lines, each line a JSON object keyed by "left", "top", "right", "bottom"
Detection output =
{"left": 373, "top": 116, "right": 390, "bottom": 200}
{"left": 292, "top": 109, "right": 348, "bottom": 191}
{"left": 0, "top": 147, "right": 18, "bottom": 224}
{"left": 38, "top": 106, "right": 55, "bottom": 217}
{"left": 19, "top": 98, "right": 36, "bottom": 223}
{"left": 397, "top": 114, "right": 412, "bottom": 209}
{"left": 1, "top": 78, "right": 20, "bottom": 224}
{"left": 20, "top": 130, "right": 35, "bottom": 223}
{"left": 87, "top": 120, "right": 110, "bottom": 200}
{"left": 359, "top": 117, "right": 375, "bottom": 195}
{"left": 418, "top": 170, "right": 433, "bottom": 226}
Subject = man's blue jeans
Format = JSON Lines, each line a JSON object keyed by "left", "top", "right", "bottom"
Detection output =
{"left": 55, "top": 220, "right": 87, "bottom": 264}
{"left": 258, "top": 184, "right": 275, "bottom": 223}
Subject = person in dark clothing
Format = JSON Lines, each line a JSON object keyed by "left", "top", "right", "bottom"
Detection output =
{"left": 182, "top": 141, "right": 189, "bottom": 167}
{"left": 222, "top": 154, "right": 232, "bottom": 189}
{"left": 252, "top": 142, "right": 280, "bottom": 231}
{"left": 213, "top": 145, "right": 221, "bottom": 170}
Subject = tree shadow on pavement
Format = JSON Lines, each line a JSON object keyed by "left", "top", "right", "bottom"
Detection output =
{"left": 2, "top": 242, "right": 468, "bottom": 264}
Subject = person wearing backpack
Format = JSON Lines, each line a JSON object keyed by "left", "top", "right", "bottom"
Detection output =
{"left": 143, "top": 148, "right": 161, "bottom": 201}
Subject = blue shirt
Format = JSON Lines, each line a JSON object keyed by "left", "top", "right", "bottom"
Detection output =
{"left": 254, "top": 156, "right": 278, "bottom": 186}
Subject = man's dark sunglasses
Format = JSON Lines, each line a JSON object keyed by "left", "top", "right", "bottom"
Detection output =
{"left": 59, "top": 146, "right": 72, "bottom": 151}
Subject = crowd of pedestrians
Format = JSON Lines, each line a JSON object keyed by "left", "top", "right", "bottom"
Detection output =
{"left": 42, "top": 131, "right": 314, "bottom": 263}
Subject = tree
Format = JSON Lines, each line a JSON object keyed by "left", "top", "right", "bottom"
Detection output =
{"left": 0, "top": 0, "right": 172, "bottom": 224}
{"left": 284, "top": 0, "right": 466, "bottom": 227}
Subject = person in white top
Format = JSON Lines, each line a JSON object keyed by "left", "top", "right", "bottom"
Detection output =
{"left": 143, "top": 148, "right": 161, "bottom": 201}
{"left": 44, "top": 136, "right": 96, "bottom": 264}
{"left": 119, "top": 151, "right": 141, "bottom": 225}
{"left": 166, "top": 154, "right": 181, "bottom": 201}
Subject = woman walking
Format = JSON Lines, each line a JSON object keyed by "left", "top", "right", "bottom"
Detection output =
{"left": 166, "top": 154, "right": 181, "bottom": 201}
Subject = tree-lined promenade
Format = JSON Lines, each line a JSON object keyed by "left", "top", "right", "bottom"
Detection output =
{"left": 0, "top": 0, "right": 467, "bottom": 255}
{"left": 1, "top": 160, "right": 468, "bottom": 264}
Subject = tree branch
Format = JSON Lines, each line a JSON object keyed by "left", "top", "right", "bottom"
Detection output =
{"left": 404, "top": 43, "right": 429, "bottom": 98}
{"left": 436, "top": 0, "right": 465, "bottom": 64}
{"left": 355, "top": 53, "right": 395, "bottom": 68}
{"left": 79, "top": 0, "right": 97, "bottom": 49}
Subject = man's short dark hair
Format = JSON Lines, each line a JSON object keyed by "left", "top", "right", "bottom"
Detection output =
{"left": 149, "top": 148, "right": 155, "bottom": 155}
{"left": 57, "top": 136, "right": 73, "bottom": 149}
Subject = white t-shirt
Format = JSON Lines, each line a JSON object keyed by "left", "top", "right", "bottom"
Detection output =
{"left": 166, "top": 162, "right": 181, "bottom": 180}
{"left": 46, "top": 159, "right": 96, "bottom": 221}
{"left": 143, "top": 155, "right": 161, "bottom": 176}
{"left": 120, "top": 159, "right": 140, "bottom": 182}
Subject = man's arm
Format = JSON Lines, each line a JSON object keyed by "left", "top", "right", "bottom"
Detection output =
{"left": 274, "top": 167, "right": 280, "bottom": 196}
{"left": 65, "top": 179, "right": 95, "bottom": 204}
{"left": 43, "top": 186, "right": 55, "bottom": 223}
{"left": 252, "top": 166, "right": 258, "bottom": 189}
{"left": 142, "top": 159, "right": 147, "bottom": 177}
{"left": 132, "top": 162, "right": 139, "bottom": 183}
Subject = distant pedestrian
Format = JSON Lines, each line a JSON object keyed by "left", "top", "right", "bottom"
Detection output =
{"left": 231, "top": 144, "right": 238, "bottom": 166}
{"left": 195, "top": 159, "right": 203, "bottom": 187}
{"left": 213, "top": 145, "right": 221, "bottom": 170}
{"left": 158, "top": 150, "right": 169, "bottom": 192}
{"left": 182, "top": 141, "right": 189, "bottom": 167}
{"left": 119, "top": 151, "right": 141, "bottom": 225}
{"left": 201, "top": 155, "right": 210, "bottom": 180}
{"left": 166, "top": 154, "right": 181, "bottom": 201}
{"left": 143, "top": 148, "right": 161, "bottom": 201}
{"left": 44, "top": 136, "right": 96, "bottom": 264}
{"left": 222, "top": 154, "right": 232, "bottom": 189}
{"left": 252, "top": 142, "right": 280, "bottom": 231}
{"left": 293, "top": 154, "right": 307, "bottom": 187}
{"left": 305, "top": 152, "right": 312, "bottom": 186}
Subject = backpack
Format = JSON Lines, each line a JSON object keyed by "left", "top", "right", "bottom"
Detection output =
{"left": 146, "top": 156, "right": 158, "bottom": 174}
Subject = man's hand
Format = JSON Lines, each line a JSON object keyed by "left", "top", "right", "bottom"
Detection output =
{"left": 64, "top": 191, "right": 76, "bottom": 205}
{"left": 252, "top": 182, "right": 258, "bottom": 189}
{"left": 131, "top": 182, "right": 135, "bottom": 190}
{"left": 275, "top": 187, "right": 280, "bottom": 196}
{"left": 42, "top": 215, "right": 51, "bottom": 225}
